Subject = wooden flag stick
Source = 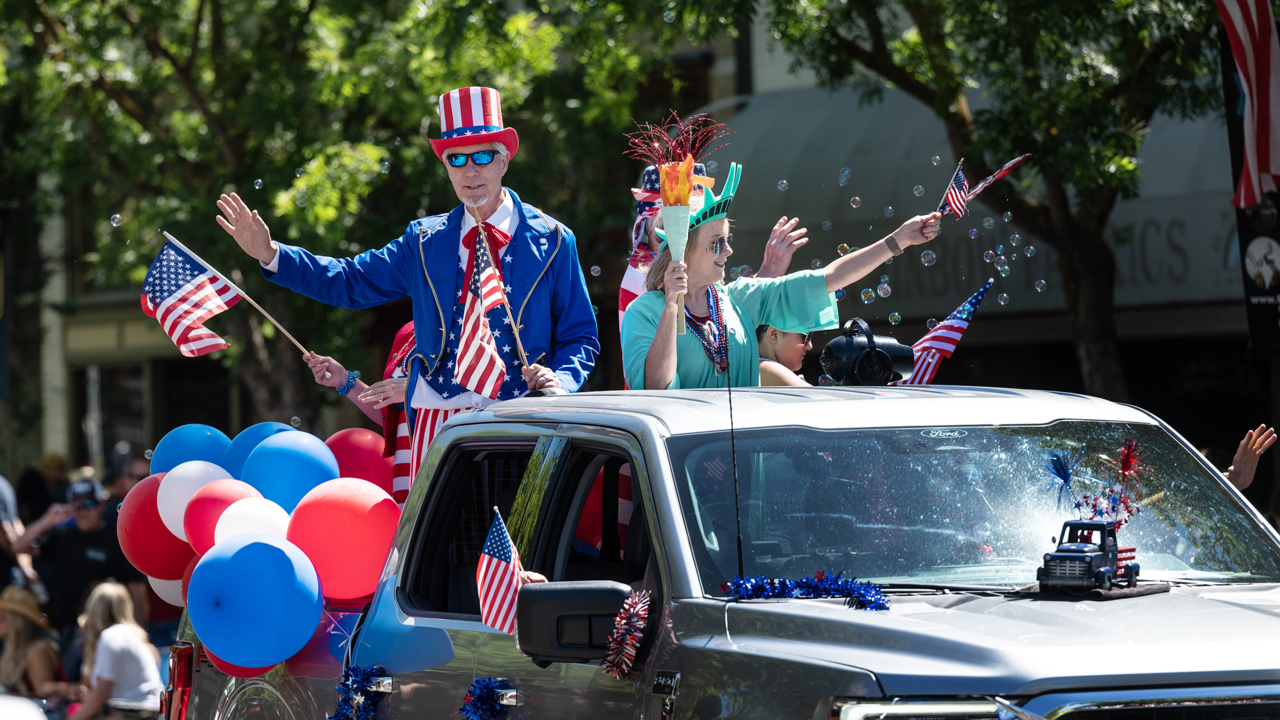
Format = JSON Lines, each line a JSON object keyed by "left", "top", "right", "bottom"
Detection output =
{"left": 936, "top": 157, "right": 964, "bottom": 214}
{"left": 469, "top": 211, "right": 531, "bottom": 368}
{"left": 163, "top": 232, "right": 311, "bottom": 357}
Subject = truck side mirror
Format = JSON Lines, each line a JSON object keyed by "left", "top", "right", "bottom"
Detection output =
{"left": 515, "top": 580, "right": 632, "bottom": 667}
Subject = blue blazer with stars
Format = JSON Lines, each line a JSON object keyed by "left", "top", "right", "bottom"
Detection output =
{"left": 262, "top": 189, "right": 600, "bottom": 409}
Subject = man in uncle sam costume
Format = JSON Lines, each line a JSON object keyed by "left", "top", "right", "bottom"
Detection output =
{"left": 215, "top": 86, "right": 599, "bottom": 481}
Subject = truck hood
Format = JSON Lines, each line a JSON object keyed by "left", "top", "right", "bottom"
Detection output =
{"left": 723, "top": 584, "right": 1280, "bottom": 695}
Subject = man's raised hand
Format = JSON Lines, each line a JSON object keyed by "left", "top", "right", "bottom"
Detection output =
{"left": 216, "top": 193, "right": 277, "bottom": 264}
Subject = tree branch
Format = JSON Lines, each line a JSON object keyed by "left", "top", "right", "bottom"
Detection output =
{"left": 186, "top": 0, "right": 207, "bottom": 71}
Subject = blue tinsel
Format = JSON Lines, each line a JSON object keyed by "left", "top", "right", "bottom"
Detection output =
{"left": 328, "top": 664, "right": 386, "bottom": 720}
{"left": 722, "top": 572, "right": 889, "bottom": 611}
{"left": 459, "top": 676, "right": 510, "bottom": 720}
{"left": 1043, "top": 449, "right": 1086, "bottom": 509}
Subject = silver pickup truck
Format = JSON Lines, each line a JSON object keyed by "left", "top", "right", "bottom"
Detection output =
{"left": 165, "top": 387, "right": 1280, "bottom": 720}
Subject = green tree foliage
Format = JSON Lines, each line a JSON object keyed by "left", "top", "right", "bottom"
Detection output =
{"left": 0, "top": 0, "right": 737, "bottom": 426}
{"left": 751, "top": 0, "right": 1222, "bottom": 399}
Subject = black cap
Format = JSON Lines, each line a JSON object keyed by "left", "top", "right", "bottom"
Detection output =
{"left": 67, "top": 480, "right": 107, "bottom": 505}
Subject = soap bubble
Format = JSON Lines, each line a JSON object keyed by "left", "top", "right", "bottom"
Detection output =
{"left": 739, "top": 265, "right": 753, "bottom": 277}
{"left": 839, "top": 167, "right": 851, "bottom": 177}
{"left": 995, "top": 255, "right": 1007, "bottom": 265}
{"left": 835, "top": 288, "right": 846, "bottom": 301}
{"left": 837, "top": 243, "right": 850, "bottom": 255}
{"left": 998, "top": 265, "right": 1012, "bottom": 277}
{"left": 590, "top": 265, "right": 601, "bottom": 277}
{"left": 920, "top": 250, "right": 937, "bottom": 267}
{"left": 706, "top": 160, "right": 719, "bottom": 174}
{"left": 879, "top": 274, "right": 889, "bottom": 284}
{"left": 913, "top": 185, "right": 925, "bottom": 197}
{"left": 927, "top": 318, "right": 938, "bottom": 330}
{"left": 109, "top": 214, "right": 122, "bottom": 227}
{"left": 969, "top": 229, "right": 978, "bottom": 239}
{"left": 1025, "top": 246, "right": 1036, "bottom": 257}
{"left": 290, "top": 416, "right": 302, "bottom": 428}
{"left": 663, "top": 10, "right": 675, "bottom": 22}
{"left": 1003, "top": 212, "right": 1012, "bottom": 222}
{"left": 144, "top": 449, "right": 153, "bottom": 460}
{"left": 1010, "top": 253, "right": 1018, "bottom": 260}
{"left": 822, "top": 221, "right": 832, "bottom": 231}
{"left": 254, "top": 179, "right": 264, "bottom": 190}
{"left": 380, "top": 161, "right": 390, "bottom": 174}
{"left": 295, "top": 167, "right": 303, "bottom": 178}
{"left": 394, "top": 137, "right": 402, "bottom": 146}
{"left": 1010, "top": 234, "right": 1021, "bottom": 246}
{"left": 837, "top": 176, "right": 849, "bottom": 187}
{"left": 984, "top": 250, "right": 995, "bottom": 263}
{"left": 889, "top": 312, "right": 902, "bottom": 325}
{"left": 877, "top": 283, "right": 891, "bottom": 298}
{"left": 932, "top": 156, "right": 941, "bottom": 165}
{"left": 998, "top": 293, "right": 1009, "bottom": 305}
{"left": 777, "top": 180, "right": 789, "bottom": 191}
{"left": 295, "top": 192, "right": 309, "bottom": 208}
{"left": 1035, "top": 279, "right": 1047, "bottom": 292}
{"left": 983, "top": 217, "right": 995, "bottom": 229}
{"left": 883, "top": 206, "right": 894, "bottom": 217}
{"left": 861, "top": 289, "right": 876, "bottom": 304}
{"left": 850, "top": 197, "right": 861, "bottom": 208}
{"left": 884, "top": 256, "right": 893, "bottom": 264}
{"left": 811, "top": 259, "right": 823, "bottom": 270}
{"left": 996, "top": 245, "right": 1004, "bottom": 254}
{"left": 591, "top": 305, "right": 599, "bottom": 315}
{"left": 819, "top": 374, "right": 834, "bottom": 386}
{"left": 729, "top": 267, "right": 741, "bottom": 280}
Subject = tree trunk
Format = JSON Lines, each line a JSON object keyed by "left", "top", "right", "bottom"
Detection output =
{"left": 1055, "top": 236, "right": 1131, "bottom": 402}
{"left": 227, "top": 309, "right": 319, "bottom": 429}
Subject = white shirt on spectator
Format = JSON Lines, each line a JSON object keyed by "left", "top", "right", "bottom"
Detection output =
{"left": 91, "top": 624, "right": 163, "bottom": 709}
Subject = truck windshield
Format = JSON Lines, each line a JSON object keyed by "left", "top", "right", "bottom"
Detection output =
{"left": 666, "top": 421, "right": 1280, "bottom": 595}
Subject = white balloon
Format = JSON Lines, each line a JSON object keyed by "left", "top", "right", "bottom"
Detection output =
{"left": 157, "top": 461, "right": 231, "bottom": 541}
{"left": 148, "top": 576, "right": 185, "bottom": 608}
{"left": 214, "top": 497, "right": 290, "bottom": 544}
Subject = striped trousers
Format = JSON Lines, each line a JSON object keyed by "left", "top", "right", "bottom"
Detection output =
{"left": 406, "top": 407, "right": 473, "bottom": 502}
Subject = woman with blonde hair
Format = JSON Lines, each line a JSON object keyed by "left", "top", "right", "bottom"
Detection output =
{"left": 67, "top": 582, "right": 162, "bottom": 720}
{"left": 0, "top": 585, "right": 62, "bottom": 695}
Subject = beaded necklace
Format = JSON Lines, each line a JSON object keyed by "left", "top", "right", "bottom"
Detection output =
{"left": 684, "top": 286, "right": 729, "bottom": 373}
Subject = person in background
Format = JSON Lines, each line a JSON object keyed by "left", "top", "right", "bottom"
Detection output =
{"left": 0, "top": 586, "right": 62, "bottom": 696}
{"left": 13, "top": 481, "right": 147, "bottom": 639}
{"left": 757, "top": 326, "right": 813, "bottom": 387}
{"left": 17, "top": 455, "right": 68, "bottom": 527}
{"left": 1225, "top": 424, "right": 1277, "bottom": 491}
{"left": 102, "top": 456, "right": 149, "bottom": 527}
{"left": 44, "top": 582, "right": 162, "bottom": 720}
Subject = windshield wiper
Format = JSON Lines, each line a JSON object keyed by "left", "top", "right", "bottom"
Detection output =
{"left": 877, "top": 582, "right": 1017, "bottom": 594}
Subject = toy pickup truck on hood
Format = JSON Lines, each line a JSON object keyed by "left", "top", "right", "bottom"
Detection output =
{"left": 165, "top": 387, "right": 1280, "bottom": 720}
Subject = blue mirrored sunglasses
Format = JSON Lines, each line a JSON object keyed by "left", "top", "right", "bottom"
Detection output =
{"left": 708, "top": 234, "right": 733, "bottom": 254}
{"left": 445, "top": 150, "right": 498, "bottom": 168}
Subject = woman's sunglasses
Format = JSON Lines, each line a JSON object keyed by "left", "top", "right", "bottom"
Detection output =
{"left": 445, "top": 150, "right": 498, "bottom": 168}
{"left": 707, "top": 234, "right": 733, "bottom": 255}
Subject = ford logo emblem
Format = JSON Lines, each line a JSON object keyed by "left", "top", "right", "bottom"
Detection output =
{"left": 921, "top": 429, "right": 969, "bottom": 438}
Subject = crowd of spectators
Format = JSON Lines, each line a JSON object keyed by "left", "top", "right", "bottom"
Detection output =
{"left": 0, "top": 448, "right": 167, "bottom": 719}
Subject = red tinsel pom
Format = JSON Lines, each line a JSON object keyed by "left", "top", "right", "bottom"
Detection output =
{"left": 601, "top": 591, "right": 650, "bottom": 680}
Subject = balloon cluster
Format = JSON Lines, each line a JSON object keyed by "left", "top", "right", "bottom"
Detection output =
{"left": 117, "top": 422, "right": 400, "bottom": 674}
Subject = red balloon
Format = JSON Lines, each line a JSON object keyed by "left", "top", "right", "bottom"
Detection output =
{"left": 118, "top": 474, "right": 195, "bottom": 580}
{"left": 287, "top": 478, "right": 401, "bottom": 599}
{"left": 325, "top": 429, "right": 394, "bottom": 495}
{"left": 180, "top": 555, "right": 199, "bottom": 606}
{"left": 203, "top": 647, "right": 272, "bottom": 678}
{"left": 183, "top": 479, "right": 262, "bottom": 555}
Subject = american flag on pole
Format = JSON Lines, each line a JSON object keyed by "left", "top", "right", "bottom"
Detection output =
{"left": 894, "top": 278, "right": 994, "bottom": 386}
{"left": 940, "top": 155, "right": 1033, "bottom": 218}
{"left": 140, "top": 236, "right": 243, "bottom": 357}
{"left": 477, "top": 510, "right": 523, "bottom": 634}
{"left": 941, "top": 165, "right": 970, "bottom": 218}
{"left": 456, "top": 231, "right": 507, "bottom": 400}
{"left": 1215, "top": 0, "right": 1280, "bottom": 208}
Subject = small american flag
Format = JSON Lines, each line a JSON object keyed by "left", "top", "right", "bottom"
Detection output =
{"left": 940, "top": 155, "right": 1033, "bottom": 218}
{"left": 477, "top": 510, "right": 523, "bottom": 634}
{"left": 140, "top": 236, "right": 243, "bottom": 357}
{"left": 942, "top": 165, "right": 970, "bottom": 218}
{"left": 456, "top": 230, "right": 507, "bottom": 399}
{"left": 895, "top": 279, "right": 994, "bottom": 386}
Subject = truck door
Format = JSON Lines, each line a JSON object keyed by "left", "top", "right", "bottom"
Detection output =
{"left": 476, "top": 428, "right": 666, "bottom": 718}
{"left": 349, "top": 430, "right": 546, "bottom": 719}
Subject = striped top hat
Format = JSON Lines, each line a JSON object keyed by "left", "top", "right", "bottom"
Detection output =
{"left": 430, "top": 87, "right": 520, "bottom": 162}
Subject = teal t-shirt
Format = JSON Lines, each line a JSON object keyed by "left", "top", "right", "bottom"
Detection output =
{"left": 621, "top": 270, "right": 839, "bottom": 389}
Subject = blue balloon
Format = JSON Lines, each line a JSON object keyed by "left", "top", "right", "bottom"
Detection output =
{"left": 151, "top": 424, "right": 231, "bottom": 474}
{"left": 240, "top": 432, "right": 339, "bottom": 513}
{"left": 187, "top": 533, "right": 322, "bottom": 668}
{"left": 220, "top": 422, "right": 295, "bottom": 479}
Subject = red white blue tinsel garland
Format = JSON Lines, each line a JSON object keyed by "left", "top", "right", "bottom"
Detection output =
{"left": 601, "top": 590, "right": 651, "bottom": 679}
{"left": 327, "top": 664, "right": 386, "bottom": 720}
{"left": 459, "top": 676, "right": 510, "bottom": 720}
{"left": 721, "top": 571, "right": 889, "bottom": 611}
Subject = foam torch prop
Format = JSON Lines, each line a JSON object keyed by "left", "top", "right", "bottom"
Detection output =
{"left": 658, "top": 156, "right": 712, "bottom": 334}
